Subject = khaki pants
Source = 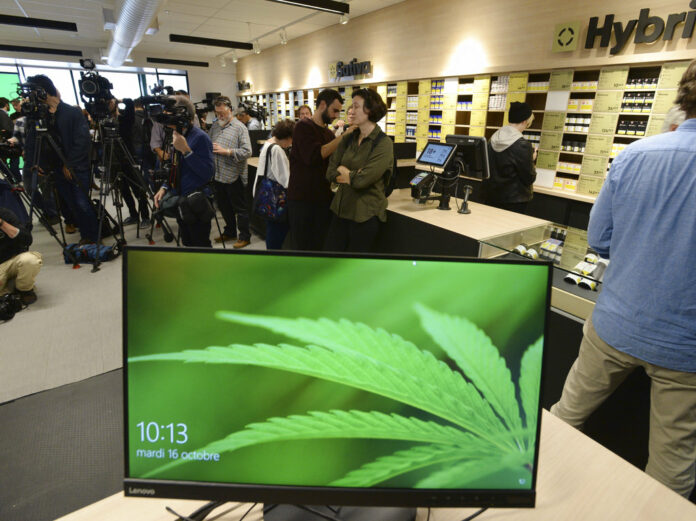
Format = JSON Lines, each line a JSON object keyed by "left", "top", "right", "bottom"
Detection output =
{"left": 0, "top": 251, "right": 43, "bottom": 294}
{"left": 551, "top": 316, "right": 696, "bottom": 497}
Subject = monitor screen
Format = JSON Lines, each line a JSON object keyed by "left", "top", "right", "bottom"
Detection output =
{"left": 416, "top": 143, "right": 457, "bottom": 168}
{"left": 445, "top": 135, "right": 490, "bottom": 179}
{"left": 124, "top": 248, "right": 550, "bottom": 508}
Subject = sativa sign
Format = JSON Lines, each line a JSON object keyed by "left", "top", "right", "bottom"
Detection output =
{"left": 335, "top": 58, "right": 371, "bottom": 78}
{"left": 586, "top": 1, "right": 696, "bottom": 54}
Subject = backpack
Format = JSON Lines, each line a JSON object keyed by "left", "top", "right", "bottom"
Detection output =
{"left": 342, "top": 130, "right": 397, "bottom": 197}
{"left": 63, "top": 243, "right": 119, "bottom": 264}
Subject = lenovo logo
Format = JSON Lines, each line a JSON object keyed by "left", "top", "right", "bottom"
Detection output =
{"left": 128, "top": 487, "right": 156, "bottom": 496}
{"left": 585, "top": 2, "right": 696, "bottom": 54}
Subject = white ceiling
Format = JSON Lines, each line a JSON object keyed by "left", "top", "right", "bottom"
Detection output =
{"left": 0, "top": 0, "right": 405, "bottom": 63}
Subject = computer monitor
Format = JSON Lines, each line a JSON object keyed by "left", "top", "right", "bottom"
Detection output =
{"left": 124, "top": 248, "right": 551, "bottom": 509}
{"left": 445, "top": 135, "right": 490, "bottom": 180}
{"left": 416, "top": 142, "right": 457, "bottom": 170}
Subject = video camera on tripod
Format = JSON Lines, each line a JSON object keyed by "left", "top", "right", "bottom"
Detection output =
{"left": 140, "top": 84, "right": 191, "bottom": 134}
{"left": 17, "top": 83, "right": 50, "bottom": 128}
{"left": 77, "top": 59, "right": 114, "bottom": 121}
{"left": 0, "top": 142, "right": 22, "bottom": 160}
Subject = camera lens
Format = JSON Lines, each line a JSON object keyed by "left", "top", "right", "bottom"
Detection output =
{"left": 80, "top": 79, "right": 98, "bottom": 97}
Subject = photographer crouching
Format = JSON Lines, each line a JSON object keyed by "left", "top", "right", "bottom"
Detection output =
{"left": 0, "top": 207, "right": 42, "bottom": 307}
{"left": 22, "top": 75, "right": 99, "bottom": 245}
{"left": 153, "top": 96, "right": 215, "bottom": 247}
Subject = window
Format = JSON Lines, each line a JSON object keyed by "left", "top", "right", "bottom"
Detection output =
{"left": 22, "top": 67, "right": 78, "bottom": 106}
{"left": 98, "top": 71, "right": 142, "bottom": 100}
{"left": 157, "top": 74, "right": 189, "bottom": 94}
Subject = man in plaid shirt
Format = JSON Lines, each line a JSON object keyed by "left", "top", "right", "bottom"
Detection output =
{"left": 208, "top": 97, "right": 252, "bottom": 248}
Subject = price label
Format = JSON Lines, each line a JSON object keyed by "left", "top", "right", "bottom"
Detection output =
{"left": 396, "top": 81, "right": 408, "bottom": 96}
{"left": 442, "top": 111, "right": 456, "bottom": 125}
{"left": 418, "top": 95, "right": 431, "bottom": 109}
{"left": 441, "top": 124, "right": 455, "bottom": 138}
{"left": 418, "top": 79, "right": 431, "bottom": 95}
{"left": 473, "top": 75, "right": 491, "bottom": 93}
{"left": 658, "top": 61, "right": 690, "bottom": 90}
{"left": 536, "top": 150, "right": 559, "bottom": 170}
{"left": 594, "top": 91, "right": 622, "bottom": 113}
{"left": 560, "top": 227, "right": 590, "bottom": 271}
{"left": 504, "top": 92, "right": 527, "bottom": 125}
{"left": 395, "top": 111, "right": 406, "bottom": 123}
{"left": 470, "top": 110, "right": 487, "bottom": 127}
{"left": 588, "top": 113, "right": 619, "bottom": 135}
{"left": 416, "top": 126, "right": 429, "bottom": 137}
{"left": 539, "top": 132, "right": 563, "bottom": 152}
{"left": 542, "top": 112, "right": 566, "bottom": 132}
{"left": 418, "top": 111, "right": 430, "bottom": 124}
{"left": 585, "top": 135, "right": 613, "bottom": 156}
{"left": 646, "top": 114, "right": 666, "bottom": 136}
{"left": 652, "top": 90, "right": 677, "bottom": 114}
{"left": 443, "top": 94, "right": 457, "bottom": 111}
{"left": 598, "top": 66, "right": 629, "bottom": 90}
{"left": 469, "top": 126, "right": 486, "bottom": 137}
{"left": 395, "top": 122, "right": 406, "bottom": 135}
{"left": 549, "top": 70, "right": 573, "bottom": 91}
{"left": 396, "top": 97, "right": 407, "bottom": 110}
{"left": 416, "top": 138, "right": 429, "bottom": 151}
{"left": 509, "top": 72, "right": 528, "bottom": 92}
{"left": 395, "top": 134, "right": 406, "bottom": 143}
{"left": 472, "top": 92, "right": 488, "bottom": 110}
{"left": 577, "top": 175, "right": 605, "bottom": 197}
{"left": 581, "top": 156, "right": 609, "bottom": 176}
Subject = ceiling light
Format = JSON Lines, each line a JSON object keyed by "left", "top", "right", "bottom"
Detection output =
{"left": 125, "top": 57, "right": 134, "bottom": 63}
{"left": 231, "top": 51, "right": 238, "bottom": 64}
{"left": 266, "top": 0, "right": 349, "bottom": 15}
{"left": 169, "top": 34, "right": 253, "bottom": 50}
{"left": 279, "top": 28, "right": 288, "bottom": 45}
{"left": 253, "top": 40, "right": 261, "bottom": 54}
{"left": 0, "top": 14, "right": 77, "bottom": 32}
{"left": 339, "top": 14, "right": 349, "bottom": 24}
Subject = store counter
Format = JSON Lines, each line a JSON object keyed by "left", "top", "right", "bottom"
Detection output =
{"left": 57, "top": 411, "right": 696, "bottom": 521}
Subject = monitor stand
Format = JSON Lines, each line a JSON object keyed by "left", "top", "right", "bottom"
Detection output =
{"left": 264, "top": 504, "right": 417, "bottom": 521}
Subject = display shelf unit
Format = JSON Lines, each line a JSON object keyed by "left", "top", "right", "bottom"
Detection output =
{"left": 240, "top": 59, "right": 688, "bottom": 204}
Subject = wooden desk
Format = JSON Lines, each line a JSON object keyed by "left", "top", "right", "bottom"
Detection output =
{"left": 57, "top": 411, "right": 696, "bottom": 521}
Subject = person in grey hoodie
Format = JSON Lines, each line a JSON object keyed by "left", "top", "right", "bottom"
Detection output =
{"left": 484, "top": 102, "right": 538, "bottom": 213}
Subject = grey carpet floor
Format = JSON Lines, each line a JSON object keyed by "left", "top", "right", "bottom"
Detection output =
{"left": 1, "top": 210, "right": 266, "bottom": 404}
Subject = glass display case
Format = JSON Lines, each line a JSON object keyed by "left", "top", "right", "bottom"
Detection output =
{"left": 478, "top": 223, "right": 607, "bottom": 301}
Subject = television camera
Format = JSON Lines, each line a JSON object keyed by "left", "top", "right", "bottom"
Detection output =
{"left": 77, "top": 59, "right": 115, "bottom": 121}
{"left": 140, "top": 84, "right": 191, "bottom": 134}
{"left": 0, "top": 142, "right": 22, "bottom": 160}
{"left": 238, "top": 100, "right": 267, "bottom": 124}
{"left": 16, "top": 83, "right": 50, "bottom": 127}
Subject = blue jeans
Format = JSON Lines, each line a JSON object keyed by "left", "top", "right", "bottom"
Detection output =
{"left": 265, "top": 219, "right": 288, "bottom": 249}
{"left": 53, "top": 168, "right": 98, "bottom": 241}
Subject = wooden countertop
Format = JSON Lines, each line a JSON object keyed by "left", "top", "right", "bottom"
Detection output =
{"left": 387, "top": 188, "right": 549, "bottom": 242}
{"left": 247, "top": 158, "right": 416, "bottom": 169}
{"left": 57, "top": 411, "right": 696, "bottom": 521}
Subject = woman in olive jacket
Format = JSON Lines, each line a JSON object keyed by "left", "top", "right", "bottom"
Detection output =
{"left": 325, "top": 89, "right": 393, "bottom": 252}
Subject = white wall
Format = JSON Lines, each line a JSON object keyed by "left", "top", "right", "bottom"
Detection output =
{"left": 186, "top": 67, "right": 238, "bottom": 104}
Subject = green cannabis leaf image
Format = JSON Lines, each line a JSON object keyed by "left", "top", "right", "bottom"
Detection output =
{"left": 130, "top": 303, "right": 543, "bottom": 489}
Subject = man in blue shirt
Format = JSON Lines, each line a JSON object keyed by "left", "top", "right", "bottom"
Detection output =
{"left": 551, "top": 60, "right": 696, "bottom": 498}
{"left": 153, "top": 96, "right": 214, "bottom": 247}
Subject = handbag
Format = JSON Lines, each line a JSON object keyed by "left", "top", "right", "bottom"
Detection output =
{"left": 253, "top": 144, "right": 287, "bottom": 222}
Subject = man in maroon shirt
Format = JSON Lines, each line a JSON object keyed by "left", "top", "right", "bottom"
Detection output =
{"left": 288, "top": 89, "right": 355, "bottom": 250}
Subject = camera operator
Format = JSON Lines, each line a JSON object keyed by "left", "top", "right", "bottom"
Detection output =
{"left": 22, "top": 75, "right": 98, "bottom": 245}
{"left": 106, "top": 98, "right": 150, "bottom": 227}
{"left": 0, "top": 207, "right": 42, "bottom": 306}
{"left": 236, "top": 106, "right": 262, "bottom": 131}
{"left": 0, "top": 98, "right": 13, "bottom": 141}
{"left": 153, "top": 95, "right": 215, "bottom": 247}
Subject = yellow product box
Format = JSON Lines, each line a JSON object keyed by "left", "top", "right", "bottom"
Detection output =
{"left": 554, "top": 177, "right": 565, "bottom": 190}
{"left": 564, "top": 179, "right": 579, "bottom": 192}
{"left": 567, "top": 99, "right": 579, "bottom": 111}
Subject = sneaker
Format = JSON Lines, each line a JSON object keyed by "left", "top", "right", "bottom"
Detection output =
{"left": 65, "top": 223, "right": 78, "bottom": 234}
{"left": 233, "top": 239, "right": 251, "bottom": 249}
{"left": 214, "top": 234, "right": 236, "bottom": 243}
{"left": 122, "top": 216, "right": 138, "bottom": 226}
{"left": 14, "top": 288, "right": 37, "bottom": 306}
{"left": 139, "top": 218, "right": 152, "bottom": 229}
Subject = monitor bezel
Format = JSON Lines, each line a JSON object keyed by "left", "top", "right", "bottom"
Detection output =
{"left": 416, "top": 142, "right": 458, "bottom": 168}
{"left": 122, "top": 246, "right": 552, "bottom": 509}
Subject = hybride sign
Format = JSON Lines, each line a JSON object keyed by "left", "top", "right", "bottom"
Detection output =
{"left": 555, "top": 1, "right": 696, "bottom": 54}
{"left": 329, "top": 58, "right": 372, "bottom": 82}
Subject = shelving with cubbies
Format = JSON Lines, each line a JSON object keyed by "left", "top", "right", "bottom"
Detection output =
{"left": 250, "top": 59, "right": 688, "bottom": 204}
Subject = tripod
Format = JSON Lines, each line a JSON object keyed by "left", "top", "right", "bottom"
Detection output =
{"left": 92, "top": 120, "right": 177, "bottom": 272}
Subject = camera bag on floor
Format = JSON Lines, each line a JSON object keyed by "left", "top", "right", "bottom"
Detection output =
{"left": 62, "top": 243, "right": 120, "bottom": 264}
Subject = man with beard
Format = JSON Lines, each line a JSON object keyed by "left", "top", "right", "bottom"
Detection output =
{"left": 287, "top": 89, "right": 355, "bottom": 250}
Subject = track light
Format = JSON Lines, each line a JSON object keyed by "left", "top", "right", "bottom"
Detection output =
{"left": 339, "top": 14, "right": 349, "bottom": 24}
{"left": 217, "top": 55, "right": 227, "bottom": 68}
{"left": 253, "top": 40, "right": 261, "bottom": 54}
{"left": 279, "top": 28, "right": 288, "bottom": 45}
{"left": 231, "top": 51, "right": 238, "bottom": 63}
